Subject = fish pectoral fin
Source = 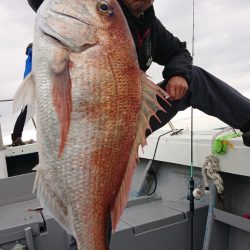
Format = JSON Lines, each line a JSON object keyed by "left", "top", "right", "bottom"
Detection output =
{"left": 51, "top": 60, "right": 72, "bottom": 158}
{"left": 13, "top": 73, "right": 36, "bottom": 124}
{"left": 111, "top": 72, "right": 170, "bottom": 230}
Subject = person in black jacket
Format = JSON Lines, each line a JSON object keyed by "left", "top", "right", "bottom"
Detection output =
{"left": 118, "top": 0, "right": 250, "bottom": 146}
{"left": 11, "top": 43, "right": 33, "bottom": 146}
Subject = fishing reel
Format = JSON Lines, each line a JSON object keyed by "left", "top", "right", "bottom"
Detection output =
{"left": 192, "top": 185, "right": 210, "bottom": 200}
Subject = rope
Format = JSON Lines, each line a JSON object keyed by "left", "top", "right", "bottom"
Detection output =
{"left": 202, "top": 154, "right": 223, "bottom": 194}
{"left": 10, "top": 243, "right": 26, "bottom": 250}
{"left": 202, "top": 127, "right": 237, "bottom": 194}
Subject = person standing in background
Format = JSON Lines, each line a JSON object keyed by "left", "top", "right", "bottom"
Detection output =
{"left": 11, "top": 43, "right": 33, "bottom": 146}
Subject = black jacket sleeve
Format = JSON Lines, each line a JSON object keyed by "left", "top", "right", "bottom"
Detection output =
{"left": 152, "top": 18, "right": 193, "bottom": 83}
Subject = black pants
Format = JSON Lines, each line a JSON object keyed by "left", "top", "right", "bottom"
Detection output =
{"left": 147, "top": 65, "right": 250, "bottom": 135}
{"left": 11, "top": 105, "right": 27, "bottom": 141}
{"left": 69, "top": 66, "right": 250, "bottom": 249}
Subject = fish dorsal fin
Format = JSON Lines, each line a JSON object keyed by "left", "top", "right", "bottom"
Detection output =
{"left": 111, "top": 71, "right": 170, "bottom": 230}
{"left": 51, "top": 60, "right": 72, "bottom": 158}
{"left": 13, "top": 73, "right": 36, "bottom": 124}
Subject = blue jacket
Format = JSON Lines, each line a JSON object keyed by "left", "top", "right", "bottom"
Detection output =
{"left": 23, "top": 46, "right": 32, "bottom": 79}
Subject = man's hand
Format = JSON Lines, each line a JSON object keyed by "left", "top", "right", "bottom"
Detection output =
{"left": 166, "top": 76, "right": 188, "bottom": 101}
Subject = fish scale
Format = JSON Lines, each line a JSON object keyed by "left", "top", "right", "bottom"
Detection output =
{"left": 13, "top": 0, "right": 169, "bottom": 249}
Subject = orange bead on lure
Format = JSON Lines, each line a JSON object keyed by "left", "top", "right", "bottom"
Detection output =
{"left": 14, "top": 0, "right": 169, "bottom": 249}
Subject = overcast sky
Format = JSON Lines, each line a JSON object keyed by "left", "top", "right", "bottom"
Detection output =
{"left": 0, "top": 0, "right": 250, "bottom": 143}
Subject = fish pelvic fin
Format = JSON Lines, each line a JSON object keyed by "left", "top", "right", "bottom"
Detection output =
{"left": 13, "top": 73, "right": 36, "bottom": 124}
{"left": 33, "top": 166, "right": 75, "bottom": 235}
{"left": 111, "top": 72, "right": 170, "bottom": 230}
{"left": 51, "top": 60, "right": 72, "bottom": 158}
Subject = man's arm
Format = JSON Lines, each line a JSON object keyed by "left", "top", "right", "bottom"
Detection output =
{"left": 152, "top": 19, "right": 193, "bottom": 100}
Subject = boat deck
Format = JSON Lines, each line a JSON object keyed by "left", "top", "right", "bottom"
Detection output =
{"left": 0, "top": 128, "right": 250, "bottom": 249}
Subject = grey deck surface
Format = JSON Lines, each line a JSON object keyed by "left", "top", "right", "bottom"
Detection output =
{"left": 0, "top": 159, "right": 209, "bottom": 250}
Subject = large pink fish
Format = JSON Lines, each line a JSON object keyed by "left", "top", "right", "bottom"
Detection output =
{"left": 14, "top": 0, "right": 169, "bottom": 249}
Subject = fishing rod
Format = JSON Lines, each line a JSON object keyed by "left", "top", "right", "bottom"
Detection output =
{"left": 0, "top": 99, "right": 13, "bottom": 102}
{"left": 187, "top": 0, "right": 195, "bottom": 250}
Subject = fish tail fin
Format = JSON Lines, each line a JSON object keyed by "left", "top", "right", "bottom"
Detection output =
{"left": 111, "top": 72, "right": 170, "bottom": 230}
{"left": 13, "top": 73, "right": 36, "bottom": 124}
{"left": 51, "top": 60, "right": 72, "bottom": 158}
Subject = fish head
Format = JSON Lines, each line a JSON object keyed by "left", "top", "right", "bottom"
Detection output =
{"left": 37, "top": 0, "right": 132, "bottom": 52}
{"left": 34, "top": 0, "right": 138, "bottom": 158}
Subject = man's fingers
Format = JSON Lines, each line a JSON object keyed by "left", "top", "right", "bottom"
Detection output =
{"left": 170, "top": 85, "right": 184, "bottom": 100}
{"left": 179, "top": 87, "right": 186, "bottom": 100}
{"left": 182, "top": 87, "right": 188, "bottom": 98}
{"left": 177, "top": 89, "right": 182, "bottom": 100}
{"left": 175, "top": 87, "right": 181, "bottom": 100}
{"left": 166, "top": 76, "right": 189, "bottom": 101}
{"left": 167, "top": 85, "right": 176, "bottom": 101}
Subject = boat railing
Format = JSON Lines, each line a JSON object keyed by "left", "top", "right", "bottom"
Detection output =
{"left": 0, "top": 121, "right": 3, "bottom": 149}
{"left": 0, "top": 99, "right": 14, "bottom": 178}
{"left": 0, "top": 99, "right": 13, "bottom": 148}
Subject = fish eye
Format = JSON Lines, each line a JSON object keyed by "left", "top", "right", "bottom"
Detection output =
{"left": 97, "top": 1, "right": 113, "bottom": 16}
